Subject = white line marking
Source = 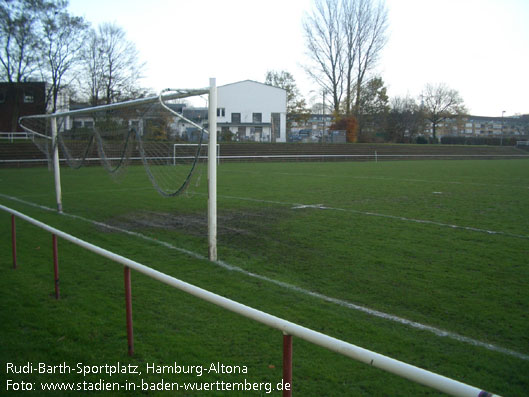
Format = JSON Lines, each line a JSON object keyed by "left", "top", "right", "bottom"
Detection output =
{"left": 212, "top": 193, "right": 529, "bottom": 240}
{"left": 231, "top": 169, "right": 529, "bottom": 190}
{"left": 1, "top": 193, "right": 527, "bottom": 361}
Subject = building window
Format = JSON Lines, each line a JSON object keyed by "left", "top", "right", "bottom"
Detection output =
{"left": 272, "top": 113, "right": 280, "bottom": 138}
{"left": 0, "top": 88, "right": 6, "bottom": 103}
{"left": 217, "top": 108, "right": 225, "bottom": 117}
{"left": 252, "top": 113, "right": 262, "bottom": 123}
{"left": 253, "top": 126, "right": 263, "bottom": 141}
{"left": 23, "top": 90, "right": 35, "bottom": 103}
{"left": 231, "top": 113, "right": 241, "bottom": 124}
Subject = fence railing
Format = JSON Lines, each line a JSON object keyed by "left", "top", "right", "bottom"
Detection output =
{"left": 1, "top": 203, "right": 499, "bottom": 397}
{"left": 0, "top": 132, "right": 32, "bottom": 142}
{"left": 2, "top": 152, "right": 529, "bottom": 167}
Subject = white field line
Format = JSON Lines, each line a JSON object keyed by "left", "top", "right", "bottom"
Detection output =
{"left": 213, "top": 193, "right": 529, "bottom": 240}
{"left": 1, "top": 192, "right": 528, "bottom": 362}
{"left": 229, "top": 169, "right": 529, "bottom": 190}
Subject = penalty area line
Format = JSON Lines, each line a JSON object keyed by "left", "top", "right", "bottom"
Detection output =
{"left": 1, "top": 193, "right": 528, "bottom": 362}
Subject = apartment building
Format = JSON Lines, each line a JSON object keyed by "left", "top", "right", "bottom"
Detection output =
{"left": 425, "top": 115, "right": 529, "bottom": 139}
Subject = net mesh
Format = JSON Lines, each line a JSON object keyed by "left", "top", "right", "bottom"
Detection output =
{"left": 19, "top": 89, "right": 210, "bottom": 196}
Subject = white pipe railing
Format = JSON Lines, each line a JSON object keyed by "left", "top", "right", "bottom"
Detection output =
{"left": 0, "top": 132, "right": 31, "bottom": 142}
{"left": 1, "top": 203, "right": 499, "bottom": 397}
{"left": 2, "top": 153, "right": 528, "bottom": 166}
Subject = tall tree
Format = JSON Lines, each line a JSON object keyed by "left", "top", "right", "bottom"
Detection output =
{"left": 79, "top": 23, "right": 146, "bottom": 105}
{"left": 0, "top": 0, "right": 47, "bottom": 82}
{"left": 303, "top": 0, "right": 388, "bottom": 117}
{"left": 81, "top": 28, "right": 106, "bottom": 106}
{"left": 40, "top": 4, "right": 89, "bottom": 112}
{"left": 97, "top": 22, "right": 144, "bottom": 104}
{"left": 265, "top": 70, "right": 309, "bottom": 118}
{"left": 420, "top": 83, "right": 466, "bottom": 142}
{"left": 356, "top": 76, "right": 388, "bottom": 139}
{"left": 303, "top": 0, "right": 344, "bottom": 113}
{"left": 265, "top": 70, "right": 310, "bottom": 140}
{"left": 387, "top": 96, "right": 424, "bottom": 142}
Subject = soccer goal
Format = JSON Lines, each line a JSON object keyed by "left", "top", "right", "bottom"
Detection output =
{"left": 19, "top": 78, "right": 219, "bottom": 260}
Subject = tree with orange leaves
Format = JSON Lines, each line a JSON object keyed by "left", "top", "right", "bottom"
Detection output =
{"left": 330, "top": 116, "right": 358, "bottom": 142}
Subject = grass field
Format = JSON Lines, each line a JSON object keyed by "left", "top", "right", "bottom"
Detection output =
{"left": 1, "top": 158, "right": 528, "bottom": 396}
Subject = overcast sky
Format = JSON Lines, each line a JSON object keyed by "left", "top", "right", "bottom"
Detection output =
{"left": 68, "top": 0, "right": 529, "bottom": 117}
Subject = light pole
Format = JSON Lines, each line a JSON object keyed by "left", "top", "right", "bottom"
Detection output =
{"left": 501, "top": 110, "right": 506, "bottom": 146}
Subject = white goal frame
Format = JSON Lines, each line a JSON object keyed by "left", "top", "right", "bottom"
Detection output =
{"left": 173, "top": 143, "right": 220, "bottom": 165}
{"left": 19, "top": 78, "right": 218, "bottom": 261}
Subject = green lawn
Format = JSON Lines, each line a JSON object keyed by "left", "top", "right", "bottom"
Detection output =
{"left": 1, "top": 159, "right": 528, "bottom": 396}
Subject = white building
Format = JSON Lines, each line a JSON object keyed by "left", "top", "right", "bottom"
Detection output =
{"left": 217, "top": 80, "right": 287, "bottom": 143}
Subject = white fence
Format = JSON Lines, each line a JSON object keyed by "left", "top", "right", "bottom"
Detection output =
{"left": 0, "top": 132, "right": 32, "bottom": 142}
{"left": 1, "top": 203, "right": 500, "bottom": 397}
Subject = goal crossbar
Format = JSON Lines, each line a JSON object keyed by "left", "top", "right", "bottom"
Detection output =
{"left": 19, "top": 89, "right": 209, "bottom": 127}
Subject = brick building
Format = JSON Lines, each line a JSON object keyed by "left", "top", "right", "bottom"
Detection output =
{"left": 0, "top": 82, "right": 47, "bottom": 132}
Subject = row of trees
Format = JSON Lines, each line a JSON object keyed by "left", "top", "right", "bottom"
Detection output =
{"left": 0, "top": 0, "right": 145, "bottom": 112}
{"left": 266, "top": 68, "right": 466, "bottom": 143}
{"left": 266, "top": 0, "right": 466, "bottom": 143}
{"left": 2, "top": 0, "right": 466, "bottom": 143}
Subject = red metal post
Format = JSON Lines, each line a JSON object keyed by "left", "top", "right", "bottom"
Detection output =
{"left": 282, "top": 333, "right": 293, "bottom": 397}
{"left": 11, "top": 215, "right": 17, "bottom": 269}
{"left": 124, "top": 266, "right": 134, "bottom": 356}
{"left": 52, "top": 234, "right": 60, "bottom": 299}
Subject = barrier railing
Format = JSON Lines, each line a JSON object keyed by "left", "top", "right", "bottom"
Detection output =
{"left": 2, "top": 203, "right": 499, "bottom": 397}
{"left": 0, "top": 132, "right": 31, "bottom": 142}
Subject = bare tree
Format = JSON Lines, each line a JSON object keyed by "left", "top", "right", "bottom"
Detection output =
{"left": 98, "top": 23, "right": 144, "bottom": 104}
{"left": 420, "top": 83, "right": 466, "bottom": 142}
{"left": 303, "top": 0, "right": 344, "bottom": 113}
{"left": 40, "top": 6, "right": 89, "bottom": 112}
{"left": 351, "top": 0, "right": 388, "bottom": 117}
{"left": 81, "top": 29, "right": 105, "bottom": 106}
{"left": 341, "top": 0, "right": 357, "bottom": 115}
{"left": 0, "top": 0, "right": 46, "bottom": 83}
{"left": 303, "top": 0, "right": 388, "bottom": 117}
{"left": 387, "top": 96, "right": 424, "bottom": 142}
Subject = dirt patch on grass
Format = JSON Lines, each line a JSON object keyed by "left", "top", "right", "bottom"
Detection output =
{"left": 99, "top": 207, "right": 292, "bottom": 239}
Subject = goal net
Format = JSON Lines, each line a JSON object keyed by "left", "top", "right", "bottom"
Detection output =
{"left": 19, "top": 88, "right": 211, "bottom": 197}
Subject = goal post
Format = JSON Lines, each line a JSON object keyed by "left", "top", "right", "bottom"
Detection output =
{"left": 208, "top": 78, "right": 217, "bottom": 261}
{"left": 51, "top": 116, "right": 63, "bottom": 213}
{"left": 19, "top": 78, "right": 218, "bottom": 261}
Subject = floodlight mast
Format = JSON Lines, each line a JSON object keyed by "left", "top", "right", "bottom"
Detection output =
{"left": 208, "top": 78, "right": 218, "bottom": 261}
